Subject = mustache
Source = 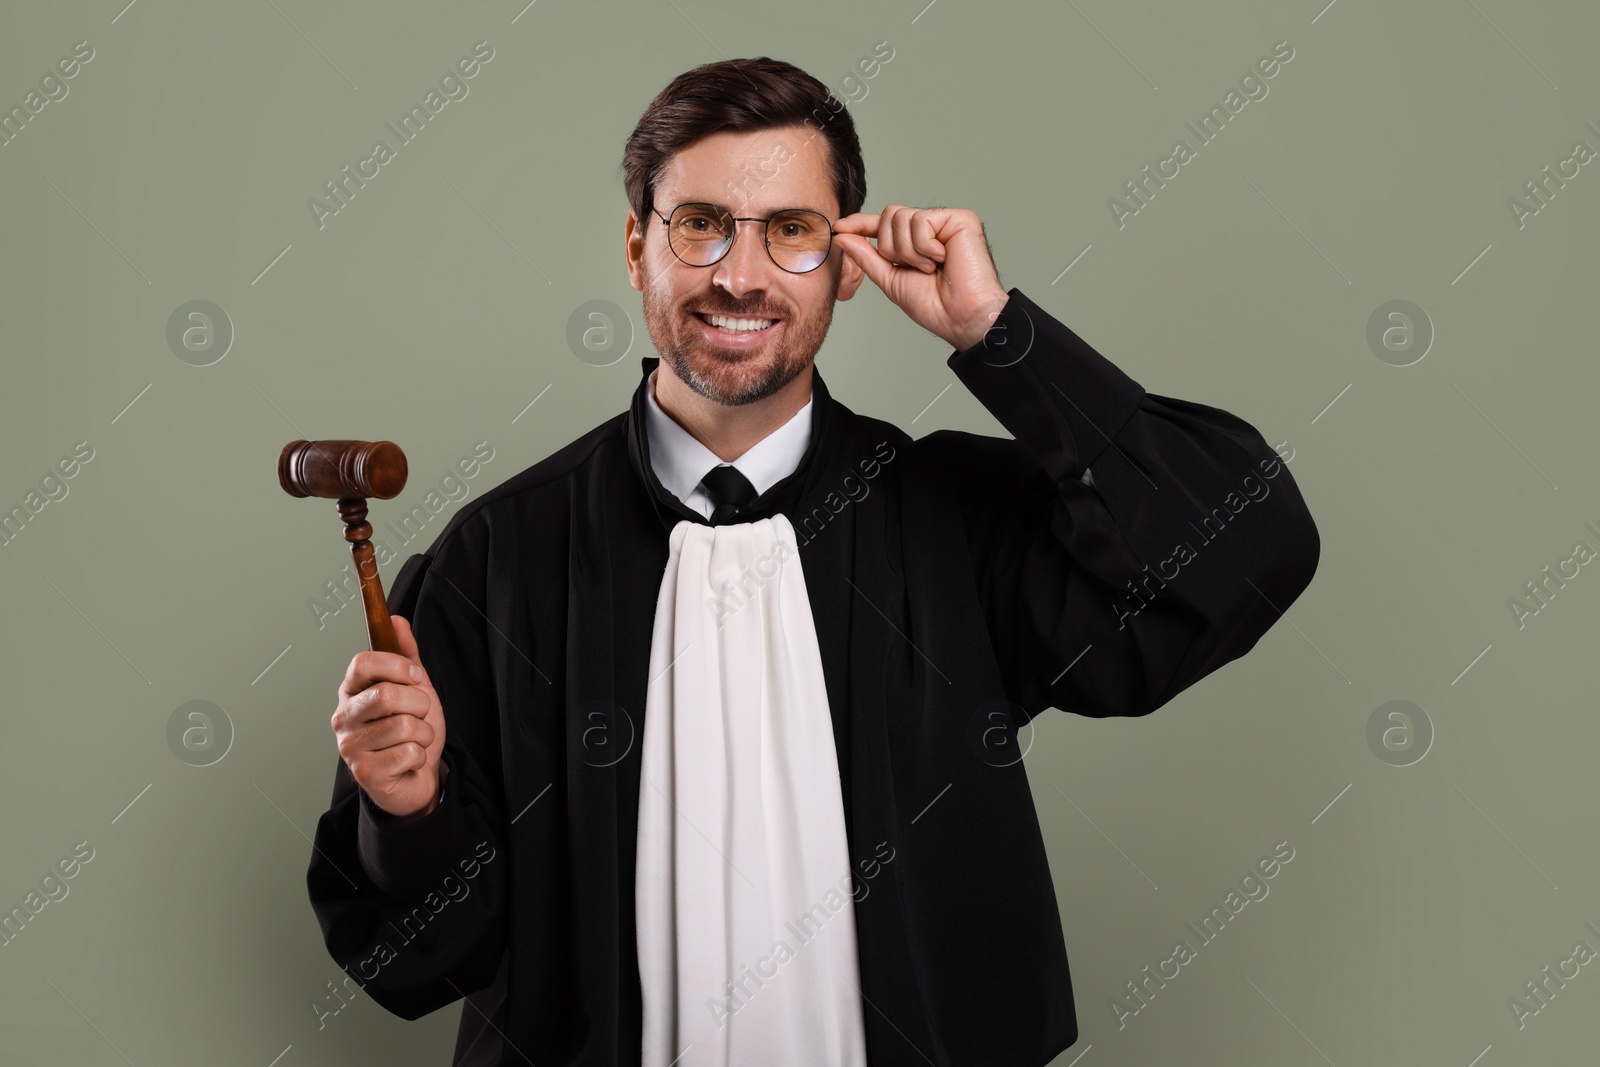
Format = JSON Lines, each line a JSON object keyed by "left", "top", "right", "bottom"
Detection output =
{"left": 687, "top": 303, "right": 786, "bottom": 320}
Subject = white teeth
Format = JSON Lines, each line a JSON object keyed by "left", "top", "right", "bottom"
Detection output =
{"left": 705, "top": 313, "right": 775, "bottom": 332}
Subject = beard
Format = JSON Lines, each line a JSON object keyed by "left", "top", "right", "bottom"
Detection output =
{"left": 640, "top": 271, "right": 836, "bottom": 407}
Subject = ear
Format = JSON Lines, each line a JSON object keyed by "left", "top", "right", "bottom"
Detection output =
{"left": 625, "top": 211, "right": 645, "bottom": 292}
{"left": 834, "top": 247, "right": 866, "bottom": 302}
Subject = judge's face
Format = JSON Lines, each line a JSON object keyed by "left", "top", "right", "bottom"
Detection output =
{"left": 625, "top": 126, "right": 865, "bottom": 407}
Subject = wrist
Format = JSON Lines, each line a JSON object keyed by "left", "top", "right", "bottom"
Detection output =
{"left": 373, "top": 766, "right": 445, "bottom": 828}
{"left": 953, "top": 288, "right": 1012, "bottom": 353}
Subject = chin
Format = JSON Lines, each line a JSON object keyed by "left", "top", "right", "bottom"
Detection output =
{"left": 672, "top": 342, "right": 802, "bottom": 407}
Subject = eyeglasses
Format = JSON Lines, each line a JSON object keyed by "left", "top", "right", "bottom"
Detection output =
{"left": 650, "top": 201, "right": 837, "bottom": 275}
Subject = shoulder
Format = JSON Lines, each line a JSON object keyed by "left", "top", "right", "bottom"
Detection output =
{"left": 823, "top": 397, "right": 1050, "bottom": 529}
{"left": 406, "top": 410, "right": 628, "bottom": 566}
{"left": 901, "top": 423, "right": 1040, "bottom": 491}
{"left": 830, "top": 403, "right": 911, "bottom": 468}
{"left": 895, "top": 424, "right": 1056, "bottom": 541}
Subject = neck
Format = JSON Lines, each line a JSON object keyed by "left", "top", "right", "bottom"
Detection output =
{"left": 652, "top": 361, "right": 813, "bottom": 463}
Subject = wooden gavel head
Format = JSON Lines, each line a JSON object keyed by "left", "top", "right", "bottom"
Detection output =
{"left": 279, "top": 440, "right": 409, "bottom": 655}
{"left": 278, "top": 439, "right": 407, "bottom": 501}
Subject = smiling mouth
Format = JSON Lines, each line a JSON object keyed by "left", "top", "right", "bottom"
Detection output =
{"left": 689, "top": 311, "right": 784, "bottom": 348}
{"left": 691, "top": 311, "right": 781, "bottom": 330}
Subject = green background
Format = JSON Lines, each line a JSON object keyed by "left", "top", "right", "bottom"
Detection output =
{"left": 3, "top": 0, "right": 1597, "bottom": 1063}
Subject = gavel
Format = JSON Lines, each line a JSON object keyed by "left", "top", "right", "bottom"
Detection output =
{"left": 278, "top": 440, "right": 408, "bottom": 655}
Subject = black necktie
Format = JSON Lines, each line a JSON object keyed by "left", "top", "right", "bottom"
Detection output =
{"left": 700, "top": 464, "right": 758, "bottom": 525}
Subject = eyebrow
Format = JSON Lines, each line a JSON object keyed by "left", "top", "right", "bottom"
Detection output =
{"left": 664, "top": 198, "right": 831, "bottom": 218}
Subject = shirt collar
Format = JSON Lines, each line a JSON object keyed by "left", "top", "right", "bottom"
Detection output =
{"left": 643, "top": 366, "right": 814, "bottom": 508}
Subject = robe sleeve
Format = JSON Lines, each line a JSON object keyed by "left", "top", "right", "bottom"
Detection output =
{"left": 934, "top": 287, "right": 1321, "bottom": 719}
{"left": 305, "top": 526, "right": 510, "bottom": 1020}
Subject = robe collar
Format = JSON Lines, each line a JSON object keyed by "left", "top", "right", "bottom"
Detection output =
{"left": 625, "top": 355, "right": 834, "bottom": 534}
{"left": 642, "top": 367, "right": 815, "bottom": 510}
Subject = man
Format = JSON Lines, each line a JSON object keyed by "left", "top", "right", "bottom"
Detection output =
{"left": 308, "top": 56, "right": 1319, "bottom": 1067}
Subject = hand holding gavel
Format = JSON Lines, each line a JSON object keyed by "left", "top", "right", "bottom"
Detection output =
{"left": 333, "top": 618, "right": 447, "bottom": 825}
{"left": 279, "top": 439, "right": 446, "bottom": 825}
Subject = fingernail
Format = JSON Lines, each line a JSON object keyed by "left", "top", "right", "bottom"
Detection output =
{"left": 411, "top": 664, "right": 423, "bottom": 682}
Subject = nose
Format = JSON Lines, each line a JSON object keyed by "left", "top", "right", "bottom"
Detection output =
{"left": 710, "top": 219, "right": 778, "bottom": 300}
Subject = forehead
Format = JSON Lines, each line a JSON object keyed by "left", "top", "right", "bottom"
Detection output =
{"left": 655, "top": 126, "right": 837, "bottom": 215}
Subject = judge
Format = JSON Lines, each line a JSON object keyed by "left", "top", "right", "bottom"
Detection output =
{"left": 309, "top": 56, "right": 1320, "bottom": 1067}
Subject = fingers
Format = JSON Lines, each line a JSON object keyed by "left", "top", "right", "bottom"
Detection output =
{"left": 887, "top": 208, "right": 916, "bottom": 270}
{"left": 392, "top": 614, "right": 420, "bottom": 663}
{"left": 832, "top": 212, "right": 879, "bottom": 237}
{"left": 350, "top": 703, "right": 436, "bottom": 754}
{"left": 329, "top": 684, "right": 425, "bottom": 742}
{"left": 835, "top": 232, "right": 897, "bottom": 293}
{"left": 835, "top": 206, "right": 944, "bottom": 277}
{"left": 339, "top": 648, "right": 420, "bottom": 701}
{"left": 911, "top": 213, "right": 946, "bottom": 265}
{"left": 345, "top": 736, "right": 431, "bottom": 785}
{"left": 888, "top": 206, "right": 942, "bottom": 272}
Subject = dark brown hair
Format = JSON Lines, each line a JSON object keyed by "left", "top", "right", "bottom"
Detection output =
{"left": 620, "top": 57, "right": 867, "bottom": 231}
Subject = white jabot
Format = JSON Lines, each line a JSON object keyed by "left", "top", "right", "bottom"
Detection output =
{"left": 635, "top": 514, "right": 869, "bottom": 1067}
{"left": 644, "top": 367, "right": 814, "bottom": 519}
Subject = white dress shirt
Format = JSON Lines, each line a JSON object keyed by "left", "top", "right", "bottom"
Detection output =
{"left": 643, "top": 367, "right": 815, "bottom": 517}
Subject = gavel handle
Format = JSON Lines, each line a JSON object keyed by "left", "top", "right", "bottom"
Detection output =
{"left": 355, "top": 540, "right": 401, "bottom": 654}
{"left": 340, "top": 498, "right": 401, "bottom": 655}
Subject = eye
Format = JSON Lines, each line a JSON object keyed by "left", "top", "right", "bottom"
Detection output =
{"left": 674, "top": 208, "right": 727, "bottom": 238}
{"left": 771, "top": 212, "right": 821, "bottom": 239}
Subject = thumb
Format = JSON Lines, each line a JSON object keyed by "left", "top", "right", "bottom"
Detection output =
{"left": 391, "top": 614, "right": 422, "bottom": 669}
{"left": 834, "top": 232, "right": 898, "bottom": 294}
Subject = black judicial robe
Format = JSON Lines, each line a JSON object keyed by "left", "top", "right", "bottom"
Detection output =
{"left": 306, "top": 287, "right": 1321, "bottom": 1066}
